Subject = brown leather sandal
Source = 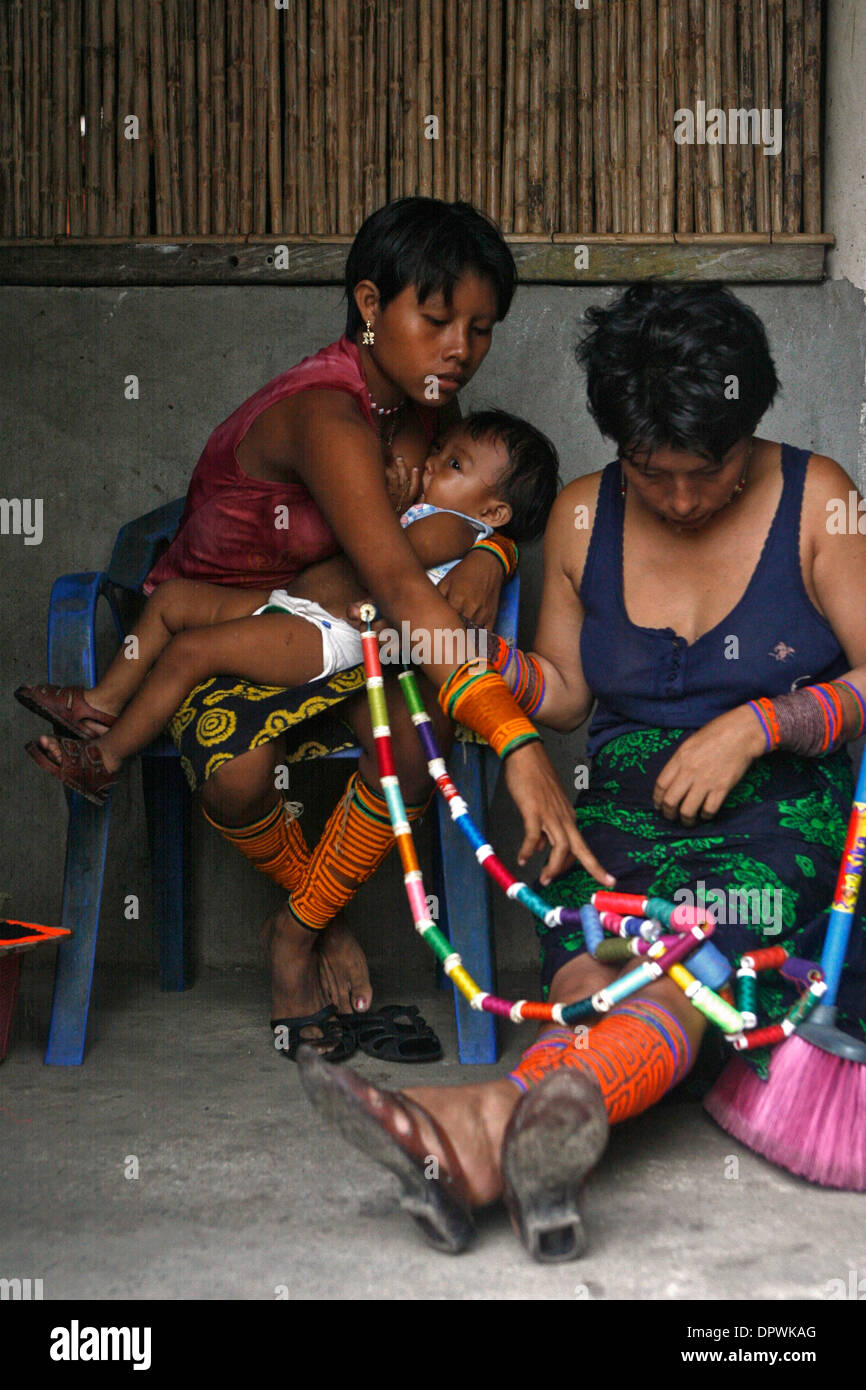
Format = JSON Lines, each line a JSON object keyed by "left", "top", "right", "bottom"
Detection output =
{"left": 297, "top": 1045, "right": 477, "bottom": 1254}
{"left": 501, "top": 1069, "right": 609, "bottom": 1263}
{"left": 15, "top": 684, "right": 117, "bottom": 739}
{"left": 25, "top": 736, "right": 120, "bottom": 805}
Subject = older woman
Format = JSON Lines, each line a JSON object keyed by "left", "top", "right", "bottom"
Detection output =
{"left": 299, "top": 282, "right": 866, "bottom": 1259}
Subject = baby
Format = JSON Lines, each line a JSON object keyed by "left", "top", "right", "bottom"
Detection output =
{"left": 17, "top": 409, "right": 559, "bottom": 803}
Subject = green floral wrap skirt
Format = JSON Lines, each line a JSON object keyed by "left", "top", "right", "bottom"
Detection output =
{"left": 533, "top": 727, "right": 866, "bottom": 1080}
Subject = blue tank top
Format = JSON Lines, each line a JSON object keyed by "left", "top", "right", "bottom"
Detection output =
{"left": 580, "top": 444, "right": 848, "bottom": 756}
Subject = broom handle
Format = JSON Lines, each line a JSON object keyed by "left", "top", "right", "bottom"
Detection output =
{"left": 821, "top": 747, "right": 866, "bottom": 1005}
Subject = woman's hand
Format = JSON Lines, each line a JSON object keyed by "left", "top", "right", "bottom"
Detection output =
{"left": 504, "top": 741, "right": 616, "bottom": 887}
{"left": 384, "top": 452, "right": 421, "bottom": 513}
{"left": 653, "top": 705, "right": 766, "bottom": 825}
{"left": 438, "top": 546, "right": 504, "bottom": 629}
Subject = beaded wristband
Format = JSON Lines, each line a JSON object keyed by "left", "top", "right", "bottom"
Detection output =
{"left": 836, "top": 679, "right": 866, "bottom": 738}
{"left": 510, "top": 650, "right": 546, "bottom": 717}
{"left": 472, "top": 532, "right": 519, "bottom": 579}
{"left": 470, "top": 633, "right": 545, "bottom": 717}
{"left": 749, "top": 680, "right": 865, "bottom": 757}
{"left": 438, "top": 663, "right": 540, "bottom": 760}
{"left": 483, "top": 629, "right": 514, "bottom": 678}
{"left": 748, "top": 696, "right": 781, "bottom": 752}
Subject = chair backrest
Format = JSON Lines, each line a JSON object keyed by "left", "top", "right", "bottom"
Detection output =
{"left": 106, "top": 498, "right": 186, "bottom": 592}
{"left": 495, "top": 575, "right": 519, "bottom": 646}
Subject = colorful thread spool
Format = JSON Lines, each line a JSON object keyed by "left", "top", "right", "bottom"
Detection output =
{"left": 729, "top": 976, "right": 827, "bottom": 1049}
{"left": 735, "top": 966, "right": 759, "bottom": 1030}
{"left": 740, "top": 946, "right": 788, "bottom": 972}
{"left": 784, "top": 978, "right": 827, "bottom": 1026}
{"left": 579, "top": 904, "right": 605, "bottom": 953}
{"left": 593, "top": 937, "right": 637, "bottom": 964}
{"left": 731, "top": 1023, "right": 792, "bottom": 1051}
{"left": 779, "top": 956, "right": 824, "bottom": 987}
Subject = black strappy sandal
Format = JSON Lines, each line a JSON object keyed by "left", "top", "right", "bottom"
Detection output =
{"left": 341, "top": 1004, "right": 443, "bottom": 1063}
{"left": 501, "top": 1069, "right": 609, "bottom": 1263}
{"left": 271, "top": 1004, "right": 357, "bottom": 1063}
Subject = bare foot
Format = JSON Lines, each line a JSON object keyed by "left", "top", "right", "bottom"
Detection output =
{"left": 400, "top": 1078, "right": 521, "bottom": 1207}
{"left": 262, "top": 905, "right": 336, "bottom": 1051}
{"left": 315, "top": 914, "right": 373, "bottom": 1015}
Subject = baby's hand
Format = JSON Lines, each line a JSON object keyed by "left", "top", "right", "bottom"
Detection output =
{"left": 345, "top": 600, "right": 386, "bottom": 634}
{"left": 385, "top": 453, "right": 421, "bottom": 513}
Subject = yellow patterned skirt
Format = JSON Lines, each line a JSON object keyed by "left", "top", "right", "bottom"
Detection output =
{"left": 168, "top": 664, "right": 483, "bottom": 790}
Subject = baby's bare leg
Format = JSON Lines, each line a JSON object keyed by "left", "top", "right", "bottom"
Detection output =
{"left": 90, "top": 578, "right": 273, "bottom": 716}
{"left": 82, "top": 611, "right": 325, "bottom": 770}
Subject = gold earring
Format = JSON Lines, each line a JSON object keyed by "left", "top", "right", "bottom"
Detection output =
{"left": 362, "top": 319, "right": 375, "bottom": 346}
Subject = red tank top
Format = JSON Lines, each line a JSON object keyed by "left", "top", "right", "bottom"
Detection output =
{"left": 144, "top": 335, "right": 438, "bottom": 594}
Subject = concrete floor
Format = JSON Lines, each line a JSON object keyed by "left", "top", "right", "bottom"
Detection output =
{"left": 2, "top": 961, "right": 864, "bottom": 1302}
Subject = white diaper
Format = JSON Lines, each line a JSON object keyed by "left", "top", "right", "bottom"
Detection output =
{"left": 253, "top": 590, "right": 363, "bottom": 681}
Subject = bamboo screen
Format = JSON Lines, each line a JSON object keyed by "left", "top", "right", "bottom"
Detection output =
{"left": 0, "top": 0, "right": 823, "bottom": 242}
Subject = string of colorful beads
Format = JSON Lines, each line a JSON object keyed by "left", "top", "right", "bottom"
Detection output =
{"left": 358, "top": 612, "right": 824, "bottom": 1049}
{"left": 393, "top": 651, "right": 743, "bottom": 1031}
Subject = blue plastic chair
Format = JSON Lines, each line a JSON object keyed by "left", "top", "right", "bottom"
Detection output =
{"left": 43, "top": 498, "right": 518, "bottom": 1066}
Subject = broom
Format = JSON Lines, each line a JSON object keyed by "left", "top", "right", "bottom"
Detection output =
{"left": 704, "top": 746, "right": 866, "bottom": 1190}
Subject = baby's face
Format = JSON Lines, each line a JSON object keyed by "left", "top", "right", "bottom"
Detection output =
{"left": 420, "top": 425, "right": 510, "bottom": 525}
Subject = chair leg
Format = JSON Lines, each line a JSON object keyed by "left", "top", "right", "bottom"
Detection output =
{"left": 45, "top": 794, "right": 112, "bottom": 1066}
{"left": 434, "top": 743, "right": 500, "bottom": 1064}
{"left": 141, "top": 754, "right": 192, "bottom": 992}
{"left": 0, "top": 955, "right": 21, "bottom": 1061}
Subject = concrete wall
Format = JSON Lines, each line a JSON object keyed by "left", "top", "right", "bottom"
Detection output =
{"left": 4, "top": 275, "right": 866, "bottom": 988}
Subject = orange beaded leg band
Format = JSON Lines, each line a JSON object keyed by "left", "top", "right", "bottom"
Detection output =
{"left": 438, "top": 663, "right": 540, "bottom": 759}
{"left": 201, "top": 799, "right": 309, "bottom": 897}
{"left": 507, "top": 1000, "right": 692, "bottom": 1125}
{"left": 288, "top": 771, "right": 432, "bottom": 930}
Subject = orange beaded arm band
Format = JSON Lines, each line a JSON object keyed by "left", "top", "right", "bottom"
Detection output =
{"left": 472, "top": 532, "right": 519, "bottom": 579}
{"left": 438, "top": 662, "right": 541, "bottom": 760}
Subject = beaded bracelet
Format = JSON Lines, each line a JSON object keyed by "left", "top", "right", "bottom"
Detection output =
{"left": 472, "top": 532, "right": 519, "bottom": 579}
{"left": 478, "top": 633, "right": 546, "bottom": 717}
{"left": 749, "top": 680, "right": 866, "bottom": 756}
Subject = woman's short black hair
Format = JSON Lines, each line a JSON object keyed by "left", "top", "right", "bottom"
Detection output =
{"left": 455, "top": 408, "right": 560, "bottom": 544}
{"left": 575, "top": 282, "right": 780, "bottom": 465}
{"left": 344, "top": 197, "right": 517, "bottom": 338}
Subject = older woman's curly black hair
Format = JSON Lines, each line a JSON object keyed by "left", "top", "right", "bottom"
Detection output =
{"left": 575, "top": 282, "right": 780, "bottom": 466}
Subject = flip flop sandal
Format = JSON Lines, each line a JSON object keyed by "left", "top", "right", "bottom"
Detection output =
{"left": 15, "top": 684, "right": 117, "bottom": 739}
{"left": 297, "top": 1045, "right": 476, "bottom": 1254}
{"left": 501, "top": 1068, "right": 609, "bottom": 1264}
{"left": 346, "top": 1005, "right": 443, "bottom": 1063}
{"left": 25, "top": 736, "right": 120, "bottom": 805}
{"left": 271, "top": 1005, "right": 357, "bottom": 1063}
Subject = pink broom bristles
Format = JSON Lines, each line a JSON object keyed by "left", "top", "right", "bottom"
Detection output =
{"left": 704, "top": 1035, "right": 866, "bottom": 1191}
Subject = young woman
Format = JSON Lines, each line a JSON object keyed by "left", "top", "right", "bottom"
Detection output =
{"left": 21, "top": 198, "right": 610, "bottom": 1059}
{"left": 298, "top": 282, "right": 866, "bottom": 1257}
